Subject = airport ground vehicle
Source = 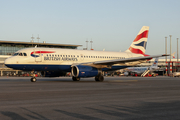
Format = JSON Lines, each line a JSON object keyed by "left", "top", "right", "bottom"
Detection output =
{"left": 172, "top": 72, "right": 180, "bottom": 77}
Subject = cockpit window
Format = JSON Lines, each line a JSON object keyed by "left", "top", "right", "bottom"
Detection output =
{"left": 19, "top": 53, "right": 23, "bottom": 56}
{"left": 13, "top": 52, "right": 27, "bottom": 56}
{"left": 13, "top": 53, "right": 19, "bottom": 56}
{"left": 23, "top": 53, "right": 27, "bottom": 56}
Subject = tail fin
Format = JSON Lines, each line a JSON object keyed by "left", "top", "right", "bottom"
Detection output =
{"left": 150, "top": 57, "right": 159, "bottom": 70}
{"left": 151, "top": 57, "right": 159, "bottom": 67}
{"left": 125, "top": 26, "right": 149, "bottom": 54}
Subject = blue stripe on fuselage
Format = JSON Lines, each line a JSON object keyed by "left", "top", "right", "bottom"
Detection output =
{"left": 5, "top": 64, "right": 130, "bottom": 72}
{"left": 5, "top": 64, "right": 72, "bottom": 72}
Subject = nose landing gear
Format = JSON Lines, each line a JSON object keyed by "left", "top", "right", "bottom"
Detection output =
{"left": 30, "top": 72, "right": 37, "bottom": 82}
{"left": 31, "top": 77, "right": 37, "bottom": 82}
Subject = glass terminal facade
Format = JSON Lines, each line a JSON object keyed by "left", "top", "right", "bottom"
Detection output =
{"left": 0, "top": 40, "right": 81, "bottom": 76}
{"left": 0, "top": 41, "right": 80, "bottom": 55}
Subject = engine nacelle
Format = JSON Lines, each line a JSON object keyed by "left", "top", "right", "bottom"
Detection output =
{"left": 71, "top": 65, "right": 100, "bottom": 77}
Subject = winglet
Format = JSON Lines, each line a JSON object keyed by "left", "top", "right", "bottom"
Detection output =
{"left": 172, "top": 52, "right": 176, "bottom": 58}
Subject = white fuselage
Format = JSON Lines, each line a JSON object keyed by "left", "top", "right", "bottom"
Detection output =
{"left": 126, "top": 67, "right": 149, "bottom": 74}
{"left": 5, "top": 47, "right": 144, "bottom": 72}
{"left": 126, "top": 64, "right": 159, "bottom": 74}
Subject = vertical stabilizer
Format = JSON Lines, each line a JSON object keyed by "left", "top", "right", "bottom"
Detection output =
{"left": 151, "top": 57, "right": 159, "bottom": 68}
{"left": 125, "top": 26, "right": 149, "bottom": 54}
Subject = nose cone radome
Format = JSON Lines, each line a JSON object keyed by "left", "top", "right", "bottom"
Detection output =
{"left": 4, "top": 58, "right": 12, "bottom": 67}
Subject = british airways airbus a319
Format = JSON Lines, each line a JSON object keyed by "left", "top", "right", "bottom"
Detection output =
{"left": 5, "top": 26, "right": 169, "bottom": 82}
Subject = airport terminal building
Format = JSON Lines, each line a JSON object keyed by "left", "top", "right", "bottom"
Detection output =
{"left": 0, "top": 40, "right": 81, "bottom": 76}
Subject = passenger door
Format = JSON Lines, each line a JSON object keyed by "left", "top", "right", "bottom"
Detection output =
{"left": 34, "top": 49, "right": 42, "bottom": 62}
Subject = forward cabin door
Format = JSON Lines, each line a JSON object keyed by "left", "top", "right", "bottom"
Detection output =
{"left": 34, "top": 49, "right": 42, "bottom": 62}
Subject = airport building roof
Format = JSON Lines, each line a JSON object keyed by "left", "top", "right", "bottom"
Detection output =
{"left": 0, "top": 40, "right": 82, "bottom": 48}
{"left": 0, "top": 40, "right": 82, "bottom": 55}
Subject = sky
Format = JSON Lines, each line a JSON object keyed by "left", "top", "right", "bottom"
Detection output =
{"left": 1, "top": 0, "right": 180, "bottom": 58}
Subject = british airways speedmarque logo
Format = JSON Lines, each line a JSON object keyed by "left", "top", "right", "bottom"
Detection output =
{"left": 31, "top": 51, "right": 55, "bottom": 57}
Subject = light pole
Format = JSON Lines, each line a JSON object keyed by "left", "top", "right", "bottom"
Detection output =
{"left": 31, "top": 34, "right": 34, "bottom": 47}
{"left": 86, "top": 39, "right": 88, "bottom": 50}
{"left": 37, "top": 34, "right": 40, "bottom": 47}
{"left": 165, "top": 37, "right": 167, "bottom": 62}
{"left": 177, "top": 38, "right": 179, "bottom": 62}
{"left": 169, "top": 35, "right": 172, "bottom": 74}
{"left": 90, "top": 40, "right": 93, "bottom": 50}
{"left": 170, "top": 35, "right": 172, "bottom": 62}
{"left": 165, "top": 37, "right": 167, "bottom": 75}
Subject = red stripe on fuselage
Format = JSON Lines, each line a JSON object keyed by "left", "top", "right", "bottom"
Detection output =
{"left": 31, "top": 51, "right": 55, "bottom": 54}
{"left": 133, "top": 30, "right": 148, "bottom": 42}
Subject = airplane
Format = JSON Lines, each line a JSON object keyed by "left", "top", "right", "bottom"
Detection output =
{"left": 124, "top": 57, "right": 159, "bottom": 75}
{"left": 4, "top": 26, "right": 169, "bottom": 82}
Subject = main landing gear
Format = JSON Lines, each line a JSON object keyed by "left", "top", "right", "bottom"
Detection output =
{"left": 95, "top": 75, "right": 104, "bottom": 82}
{"left": 72, "top": 76, "right": 80, "bottom": 81}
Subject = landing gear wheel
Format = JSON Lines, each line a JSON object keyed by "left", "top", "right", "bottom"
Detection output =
{"left": 95, "top": 75, "right": 104, "bottom": 82}
{"left": 95, "top": 76, "right": 99, "bottom": 81}
{"left": 72, "top": 76, "right": 80, "bottom": 81}
{"left": 31, "top": 77, "right": 37, "bottom": 82}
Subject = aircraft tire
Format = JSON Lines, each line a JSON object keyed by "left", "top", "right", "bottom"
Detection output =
{"left": 95, "top": 76, "right": 99, "bottom": 81}
{"left": 95, "top": 75, "right": 104, "bottom": 82}
{"left": 72, "top": 77, "right": 80, "bottom": 81}
{"left": 31, "top": 77, "right": 36, "bottom": 82}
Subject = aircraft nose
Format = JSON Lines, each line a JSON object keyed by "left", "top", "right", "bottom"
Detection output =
{"left": 4, "top": 58, "right": 12, "bottom": 66}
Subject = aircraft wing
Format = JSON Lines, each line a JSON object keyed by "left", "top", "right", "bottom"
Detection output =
{"left": 78, "top": 54, "right": 169, "bottom": 68}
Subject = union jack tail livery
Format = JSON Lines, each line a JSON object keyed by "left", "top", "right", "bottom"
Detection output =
{"left": 125, "top": 26, "right": 149, "bottom": 55}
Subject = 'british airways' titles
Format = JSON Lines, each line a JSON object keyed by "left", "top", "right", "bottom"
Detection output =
{"left": 44, "top": 56, "right": 78, "bottom": 61}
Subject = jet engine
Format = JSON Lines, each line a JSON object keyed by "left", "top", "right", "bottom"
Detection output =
{"left": 71, "top": 65, "right": 101, "bottom": 78}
